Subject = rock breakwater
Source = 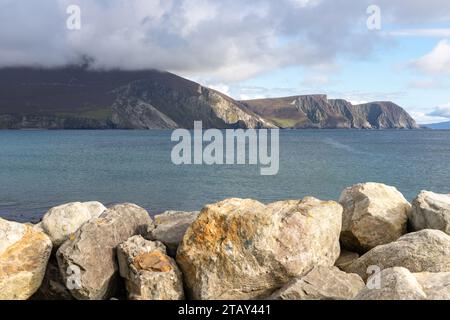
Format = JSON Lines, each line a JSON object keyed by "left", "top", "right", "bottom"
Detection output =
{"left": 1, "top": 183, "right": 449, "bottom": 300}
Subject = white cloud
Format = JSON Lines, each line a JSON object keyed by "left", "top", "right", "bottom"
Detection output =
{"left": 408, "top": 79, "right": 443, "bottom": 89}
{"left": 427, "top": 103, "right": 450, "bottom": 118}
{"left": 239, "top": 93, "right": 266, "bottom": 101}
{"left": 301, "top": 74, "right": 330, "bottom": 87}
{"left": 1, "top": 0, "right": 450, "bottom": 89}
{"left": 207, "top": 83, "right": 230, "bottom": 96}
{"left": 376, "top": 0, "right": 450, "bottom": 24}
{"left": 410, "top": 39, "right": 450, "bottom": 75}
{"left": 409, "top": 111, "right": 449, "bottom": 124}
{"left": 214, "top": 85, "right": 300, "bottom": 101}
{"left": 289, "top": 0, "right": 319, "bottom": 8}
{"left": 346, "top": 99, "right": 368, "bottom": 105}
{"left": 0, "top": 0, "right": 380, "bottom": 82}
{"left": 179, "top": 0, "right": 218, "bottom": 36}
{"left": 388, "top": 29, "right": 450, "bottom": 38}
{"left": 327, "top": 90, "right": 405, "bottom": 104}
{"left": 407, "top": 103, "right": 450, "bottom": 124}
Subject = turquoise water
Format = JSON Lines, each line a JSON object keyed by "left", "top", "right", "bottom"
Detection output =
{"left": 0, "top": 130, "right": 449, "bottom": 222}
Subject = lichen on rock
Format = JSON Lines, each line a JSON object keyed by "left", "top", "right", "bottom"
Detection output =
{"left": 176, "top": 197, "right": 343, "bottom": 300}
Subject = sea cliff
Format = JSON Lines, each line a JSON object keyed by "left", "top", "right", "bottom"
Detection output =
{"left": 0, "top": 67, "right": 418, "bottom": 130}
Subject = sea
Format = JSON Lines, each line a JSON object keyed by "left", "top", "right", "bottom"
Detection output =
{"left": 0, "top": 129, "right": 449, "bottom": 222}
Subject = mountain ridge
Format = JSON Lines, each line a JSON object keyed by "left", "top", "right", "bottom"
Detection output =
{"left": 242, "top": 95, "right": 419, "bottom": 129}
{"left": 0, "top": 67, "right": 419, "bottom": 130}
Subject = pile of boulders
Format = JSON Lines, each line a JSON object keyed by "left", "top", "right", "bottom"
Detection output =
{"left": 0, "top": 183, "right": 449, "bottom": 300}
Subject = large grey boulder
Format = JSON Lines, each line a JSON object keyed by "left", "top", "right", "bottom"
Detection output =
{"left": 355, "top": 267, "right": 427, "bottom": 300}
{"left": 176, "top": 197, "right": 342, "bottom": 300}
{"left": 117, "top": 236, "right": 184, "bottom": 300}
{"left": 56, "top": 203, "right": 152, "bottom": 300}
{"left": 414, "top": 272, "right": 450, "bottom": 300}
{"left": 148, "top": 211, "right": 199, "bottom": 256}
{"left": 42, "top": 201, "right": 106, "bottom": 247}
{"left": 409, "top": 191, "right": 450, "bottom": 235}
{"left": 355, "top": 267, "right": 450, "bottom": 300}
{"left": 269, "top": 266, "right": 364, "bottom": 300}
{"left": 343, "top": 230, "right": 450, "bottom": 280}
{"left": 0, "top": 218, "right": 53, "bottom": 300}
{"left": 339, "top": 183, "right": 411, "bottom": 252}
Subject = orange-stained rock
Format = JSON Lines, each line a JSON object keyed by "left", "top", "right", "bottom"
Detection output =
{"left": 176, "top": 197, "right": 343, "bottom": 300}
{"left": 0, "top": 218, "right": 52, "bottom": 300}
{"left": 133, "top": 251, "right": 173, "bottom": 272}
{"left": 117, "top": 236, "right": 184, "bottom": 300}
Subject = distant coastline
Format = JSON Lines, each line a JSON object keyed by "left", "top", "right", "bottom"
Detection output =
{"left": 422, "top": 121, "right": 450, "bottom": 130}
{"left": 1, "top": 67, "right": 419, "bottom": 130}
{"left": 0, "top": 127, "right": 427, "bottom": 131}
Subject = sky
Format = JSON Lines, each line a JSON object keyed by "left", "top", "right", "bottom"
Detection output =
{"left": 1, "top": 0, "right": 450, "bottom": 124}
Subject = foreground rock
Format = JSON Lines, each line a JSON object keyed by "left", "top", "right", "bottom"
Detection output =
{"left": 335, "top": 250, "right": 359, "bottom": 270}
{"left": 57, "top": 204, "right": 152, "bottom": 300}
{"left": 355, "top": 267, "right": 427, "bottom": 300}
{"left": 148, "top": 211, "right": 199, "bottom": 256}
{"left": 344, "top": 230, "right": 450, "bottom": 280}
{"left": 33, "top": 222, "right": 45, "bottom": 233}
{"left": 355, "top": 267, "right": 450, "bottom": 300}
{"left": 269, "top": 266, "right": 364, "bottom": 300}
{"left": 409, "top": 191, "right": 450, "bottom": 235}
{"left": 42, "top": 201, "right": 106, "bottom": 247}
{"left": 176, "top": 197, "right": 342, "bottom": 300}
{"left": 414, "top": 272, "right": 450, "bottom": 300}
{"left": 117, "top": 236, "right": 184, "bottom": 300}
{"left": 0, "top": 218, "right": 52, "bottom": 300}
{"left": 339, "top": 183, "right": 410, "bottom": 253}
{"left": 31, "top": 257, "right": 72, "bottom": 300}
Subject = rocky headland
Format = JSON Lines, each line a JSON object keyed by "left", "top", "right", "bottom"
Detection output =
{"left": 0, "top": 67, "right": 418, "bottom": 130}
{"left": 1, "top": 183, "right": 450, "bottom": 300}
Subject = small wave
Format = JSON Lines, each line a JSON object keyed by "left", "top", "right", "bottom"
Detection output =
{"left": 322, "top": 138, "right": 366, "bottom": 154}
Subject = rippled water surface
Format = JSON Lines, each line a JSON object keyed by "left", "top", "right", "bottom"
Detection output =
{"left": 1, "top": 130, "right": 449, "bottom": 222}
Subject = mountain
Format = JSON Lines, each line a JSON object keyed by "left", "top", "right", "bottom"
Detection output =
{"left": 241, "top": 95, "right": 420, "bottom": 129}
{"left": 0, "top": 67, "right": 273, "bottom": 129}
{"left": 423, "top": 121, "right": 450, "bottom": 129}
{"left": 0, "top": 67, "right": 419, "bottom": 130}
